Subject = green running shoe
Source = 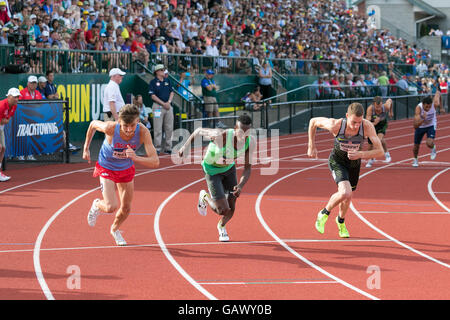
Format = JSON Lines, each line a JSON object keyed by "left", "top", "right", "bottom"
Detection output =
{"left": 315, "top": 211, "right": 329, "bottom": 234}
{"left": 336, "top": 217, "right": 350, "bottom": 238}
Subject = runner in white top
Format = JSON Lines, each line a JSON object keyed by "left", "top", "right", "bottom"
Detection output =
{"left": 412, "top": 92, "right": 445, "bottom": 167}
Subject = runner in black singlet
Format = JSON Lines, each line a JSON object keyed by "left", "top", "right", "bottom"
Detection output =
{"left": 365, "top": 96, "right": 394, "bottom": 167}
{"left": 307, "top": 103, "right": 384, "bottom": 238}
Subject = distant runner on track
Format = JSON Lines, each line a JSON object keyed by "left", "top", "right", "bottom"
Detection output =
{"left": 412, "top": 92, "right": 446, "bottom": 167}
{"left": 365, "top": 96, "right": 394, "bottom": 167}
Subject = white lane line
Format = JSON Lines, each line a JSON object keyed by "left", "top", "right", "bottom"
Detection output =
{"left": 153, "top": 176, "right": 218, "bottom": 300}
{"left": 198, "top": 280, "right": 339, "bottom": 285}
{"left": 0, "top": 167, "right": 93, "bottom": 195}
{"left": 254, "top": 136, "right": 450, "bottom": 300}
{"left": 427, "top": 167, "right": 450, "bottom": 213}
{"left": 254, "top": 162, "right": 380, "bottom": 300}
{"left": 2, "top": 238, "right": 392, "bottom": 254}
{"left": 31, "top": 122, "right": 450, "bottom": 299}
{"left": 350, "top": 146, "right": 450, "bottom": 269}
{"left": 32, "top": 162, "right": 187, "bottom": 300}
{"left": 31, "top": 124, "right": 338, "bottom": 300}
{"left": 359, "top": 211, "right": 448, "bottom": 215}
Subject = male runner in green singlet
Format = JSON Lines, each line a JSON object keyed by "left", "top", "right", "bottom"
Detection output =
{"left": 178, "top": 114, "right": 256, "bottom": 242}
{"left": 308, "top": 103, "right": 384, "bottom": 238}
{"left": 365, "top": 96, "right": 394, "bottom": 167}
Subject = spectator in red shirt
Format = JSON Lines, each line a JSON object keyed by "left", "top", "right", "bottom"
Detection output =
{"left": 85, "top": 24, "right": 100, "bottom": 48}
{"left": 406, "top": 54, "right": 416, "bottom": 65}
{"left": 20, "top": 76, "right": 43, "bottom": 100}
{"left": 0, "top": 88, "right": 21, "bottom": 181}
{"left": 0, "top": 1, "right": 10, "bottom": 26}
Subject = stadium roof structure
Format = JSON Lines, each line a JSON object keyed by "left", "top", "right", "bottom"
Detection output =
{"left": 406, "top": 0, "right": 446, "bottom": 18}
{"left": 353, "top": 0, "right": 446, "bottom": 18}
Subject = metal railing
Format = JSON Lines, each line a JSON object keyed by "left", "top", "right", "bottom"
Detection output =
{"left": 177, "top": 91, "right": 449, "bottom": 139}
{"left": 150, "top": 52, "right": 257, "bottom": 75}
{"left": 262, "top": 93, "right": 448, "bottom": 135}
{"left": 149, "top": 52, "right": 414, "bottom": 77}
{"left": 0, "top": 45, "right": 416, "bottom": 77}
{"left": 264, "top": 83, "right": 413, "bottom": 105}
{"left": 28, "top": 47, "right": 134, "bottom": 74}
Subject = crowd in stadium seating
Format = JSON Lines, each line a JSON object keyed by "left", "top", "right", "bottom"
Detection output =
{"left": 0, "top": 0, "right": 448, "bottom": 95}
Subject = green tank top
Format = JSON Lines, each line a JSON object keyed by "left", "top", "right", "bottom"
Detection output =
{"left": 202, "top": 129, "right": 251, "bottom": 176}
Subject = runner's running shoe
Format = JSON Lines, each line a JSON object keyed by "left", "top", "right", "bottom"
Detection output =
{"left": 198, "top": 190, "right": 208, "bottom": 216}
{"left": 217, "top": 221, "right": 230, "bottom": 242}
{"left": 336, "top": 217, "right": 350, "bottom": 238}
{"left": 87, "top": 198, "right": 100, "bottom": 227}
{"left": 0, "top": 172, "right": 11, "bottom": 182}
{"left": 315, "top": 211, "right": 329, "bottom": 234}
{"left": 111, "top": 229, "right": 127, "bottom": 246}
{"left": 430, "top": 146, "right": 437, "bottom": 160}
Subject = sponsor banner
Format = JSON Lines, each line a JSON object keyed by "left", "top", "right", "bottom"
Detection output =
{"left": 4, "top": 102, "right": 64, "bottom": 157}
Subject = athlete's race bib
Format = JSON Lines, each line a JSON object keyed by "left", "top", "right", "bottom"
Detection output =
{"left": 338, "top": 139, "right": 360, "bottom": 152}
{"left": 112, "top": 149, "right": 128, "bottom": 159}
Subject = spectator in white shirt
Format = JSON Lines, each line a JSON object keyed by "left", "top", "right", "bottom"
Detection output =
{"left": 205, "top": 38, "right": 220, "bottom": 57}
{"left": 102, "top": 68, "right": 126, "bottom": 121}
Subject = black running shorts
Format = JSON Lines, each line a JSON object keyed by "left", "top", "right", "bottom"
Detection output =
{"left": 328, "top": 153, "right": 361, "bottom": 191}
{"left": 205, "top": 165, "right": 238, "bottom": 200}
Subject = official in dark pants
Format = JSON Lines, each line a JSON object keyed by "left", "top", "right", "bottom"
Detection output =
{"left": 149, "top": 64, "right": 174, "bottom": 155}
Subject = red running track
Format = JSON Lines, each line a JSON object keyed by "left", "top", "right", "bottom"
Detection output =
{"left": 0, "top": 114, "right": 449, "bottom": 300}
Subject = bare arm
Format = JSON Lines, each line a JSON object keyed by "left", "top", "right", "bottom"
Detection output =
{"left": 365, "top": 105, "right": 373, "bottom": 121}
{"left": 433, "top": 91, "right": 441, "bottom": 108}
{"left": 125, "top": 124, "right": 159, "bottom": 168}
{"left": 232, "top": 138, "right": 255, "bottom": 197}
{"left": 434, "top": 91, "right": 446, "bottom": 113}
{"left": 178, "top": 127, "right": 225, "bottom": 157}
{"left": 349, "top": 120, "right": 384, "bottom": 160}
{"left": 109, "top": 101, "right": 118, "bottom": 120}
{"left": 83, "top": 120, "right": 116, "bottom": 163}
{"left": 385, "top": 99, "right": 394, "bottom": 118}
{"left": 308, "top": 117, "right": 340, "bottom": 159}
{"left": 413, "top": 105, "right": 425, "bottom": 129}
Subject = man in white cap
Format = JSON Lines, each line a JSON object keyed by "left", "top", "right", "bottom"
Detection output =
{"left": 37, "top": 76, "right": 47, "bottom": 99}
{"left": 18, "top": 77, "right": 40, "bottom": 161}
{"left": 20, "top": 76, "right": 43, "bottom": 100}
{"left": 0, "top": 88, "right": 21, "bottom": 181}
{"left": 102, "top": 68, "right": 126, "bottom": 121}
{"left": 39, "top": 30, "right": 50, "bottom": 44}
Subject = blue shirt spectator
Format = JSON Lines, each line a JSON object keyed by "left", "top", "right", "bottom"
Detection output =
{"left": 37, "top": 76, "right": 48, "bottom": 99}
{"left": 44, "top": 71, "right": 58, "bottom": 99}
{"left": 148, "top": 77, "right": 173, "bottom": 103}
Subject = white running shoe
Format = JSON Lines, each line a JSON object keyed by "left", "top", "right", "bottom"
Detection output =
{"left": 87, "top": 199, "right": 100, "bottom": 227}
{"left": 111, "top": 229, "right": 127, "bottom": 246}
{"left": 217, "top": 221, "right": 230, "bottom": 242}
{"left": 27, "top": 155, "right": 36, "bottom": 161}
{"left": 412, "top": 158, "right": 419, "bottom": 167}
{"left": 197, "top": 190, "right": 208, "bottom": 216}
{"left": 0, "top": 172, "right": 10, "bottom": 182}
{"left": 384, "top": 152, "right": 391, "bottom": 163}
{"left": 365, "top": 159, "right": 374, "bottom": 168}
{"left": 430, "top": 146, "right": 437, "bottom": 160}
